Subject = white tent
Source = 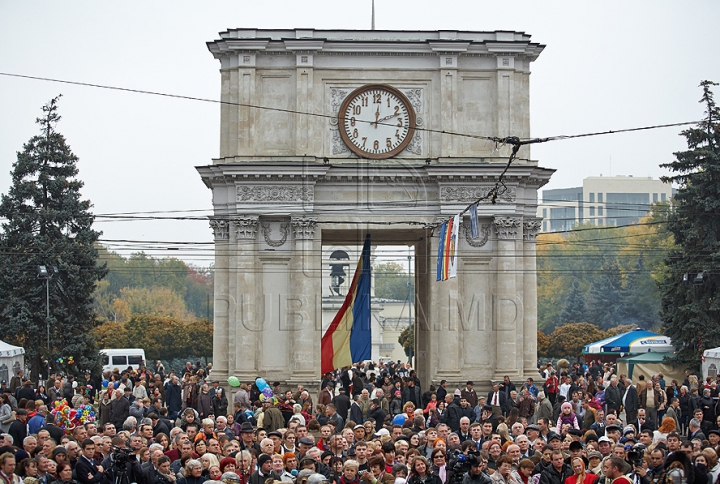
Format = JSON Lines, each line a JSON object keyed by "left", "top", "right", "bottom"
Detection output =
{"left": 0, "top": 340, "right": 25, "bottom": 384}
{"left": 702, "top": 347, "right": 720, "bottom": 380}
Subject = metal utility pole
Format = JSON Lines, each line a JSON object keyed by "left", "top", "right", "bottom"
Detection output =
{"left": 37, "top": 265, "right": 57, "bottom": 350}
{"left": 407, "top": 253, "right": 413, "bottom": 364}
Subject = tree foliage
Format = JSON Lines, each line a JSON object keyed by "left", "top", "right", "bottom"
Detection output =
{"left": 548, "top": 323, "right": 607, "bottom": 359}
{"left": 374, "top": 261, "right": 413, "bottom": 301}
{"left": 90, "top": 315, "right": 213, "bottom": 362}
{"left": 537, "top": 209, "right": 674, "bottom": 333}
{"left": 537, "top": 330, "right": 550, "bottom": 358}
{"left": 94, "top": 246, "right": 213, "bottom": 322}
{"left": 659, "top": 81, "right": 720, "bottom": 370}
{"left": 0, "top": 97, "right": 107, "bottom": 375}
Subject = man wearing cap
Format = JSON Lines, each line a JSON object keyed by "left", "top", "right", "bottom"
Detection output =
{"left": 319, "top": 382, "right": 334, "bottom": 406}
{"left": 8, "top": 409, "right": 28, "bottom": 446}
{"left": 597, "top": 436, "right": 613, "bottom": 458}
{"left": 237, "top": 422, "right": 260, "bottom": 454}
{"left": 525, "top": 424, "right": 541, "bottom": 447}
{"left": 249, "top": 453, "right": 279, "bottom": 484}
{"left": 605, "top": 424, "right": 622, "bottom": 443}
{"left": 461, "top": 382, "right": 478, "bottom": 409}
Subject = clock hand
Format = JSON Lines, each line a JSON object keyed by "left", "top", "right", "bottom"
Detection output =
{"left": 374, "top": 105, "right": 380, "bottom": 128}
{"left": 376, "top": 112, "right": 400, "bottom": 125}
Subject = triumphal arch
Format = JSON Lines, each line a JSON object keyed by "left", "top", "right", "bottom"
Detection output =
{"left": 198, "top": 29, "right": 553, "bottom": 390}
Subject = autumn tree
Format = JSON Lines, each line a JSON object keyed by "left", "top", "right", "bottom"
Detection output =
{"left": 0, "top": 97, "right": 106, "bottom": 375}
{"left": 537, "top": 330, "right": 550, "bottom": 358}
{"left": 660, "top": 81, "right": 720, "bottom": 369}
{"left": 374, "top": 261, "right": 413, "bottom": 301}
{"left": 548, "top": 323, "right": 607, "bottom": 359}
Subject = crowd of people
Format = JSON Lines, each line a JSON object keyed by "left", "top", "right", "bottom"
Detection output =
{"left": 0, "top": 359, "right": 720, "bottom": 484}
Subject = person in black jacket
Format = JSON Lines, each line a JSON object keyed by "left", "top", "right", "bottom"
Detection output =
{"left": 111, "top": 389, "right": 131, "bottom": 429}
{"left": 443, "top": 394, "right": 462, "bottom": 433}
{"left": 164, "top": 376, "right": 182, "bottom": 421}
{"left": 75, "top": 439, "right": 108, "bottom": 484}
{"left": 538, "top": 451, "right": 572, "bottom": 484}
{"left": 369, "top": 399, "right": 386, "bottom": 432}
{"left": 402, "top": 381, "right": 421, "bottom": 409}
{"left": 8, "top": 409, "right": 28, "bottom": 447}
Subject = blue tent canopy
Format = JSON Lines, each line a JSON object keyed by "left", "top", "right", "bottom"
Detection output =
{"left": 583, "top": 328, "right": 674, "bottom": 354}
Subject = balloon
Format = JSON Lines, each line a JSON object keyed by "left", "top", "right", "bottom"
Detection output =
{"left": 102, "top": 380, "right": 108, "bottom": 388}
{"left": 392, "top": 414, "right": 407, "bottom": 425}
{"left": 262, "top": 387, "right": 273, "bottom": 398}
{"left": 255, "top": 378, "right": 268, "bottom": 391}
{"left": 227, "top": 376, "right": 240, "bottom": 387}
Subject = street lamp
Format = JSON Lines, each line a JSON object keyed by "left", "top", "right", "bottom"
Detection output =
{"left": 36, "top": 265, "right": 58, "bottom": 350}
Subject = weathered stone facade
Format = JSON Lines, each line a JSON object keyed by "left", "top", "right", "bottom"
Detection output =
{"left": 198, "top": 29, "right": 553, "bottom": 390}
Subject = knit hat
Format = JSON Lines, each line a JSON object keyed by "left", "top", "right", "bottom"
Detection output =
{"left": 561, "top": 402, "right": 572, "bottom": 411}
{"left": 257, "top": 453, "right": 272, "bottom": 468}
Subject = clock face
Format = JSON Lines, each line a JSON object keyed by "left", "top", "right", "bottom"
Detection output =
{"left": 338, "top": 84, "right": 416, "bottom": 159}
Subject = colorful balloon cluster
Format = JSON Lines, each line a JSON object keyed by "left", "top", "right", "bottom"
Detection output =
{"left": 56, "top": 356, "right": 75, "bottom": 365}
{"left": 51, "top": 399, "right": 96, "bottom": 435}
{"left": 255, "top": 377, "right": 275, "bottom": 403}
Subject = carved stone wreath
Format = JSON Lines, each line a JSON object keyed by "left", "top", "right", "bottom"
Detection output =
{"left": 463, "top": 223, "right": 490, "bottom": 247}
{"left": 262, "top": 221, "right": 290, "bottom": 247}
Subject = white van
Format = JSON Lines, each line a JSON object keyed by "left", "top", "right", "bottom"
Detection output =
{"left": 100, "top": 348, "right": 146, "bottom": 373}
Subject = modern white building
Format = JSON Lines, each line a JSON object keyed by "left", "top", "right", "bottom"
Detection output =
{"left": 538, "top": 176, "right": 673, "bottom": 232}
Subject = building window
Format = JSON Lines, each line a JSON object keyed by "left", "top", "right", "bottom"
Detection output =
{"left": 589, "top": 206, "right": 595, "bottom": 216}
{"left": 589, "top": 193, "right": 595, "bottom": 203}
{"left": 543, "top": 221, "right": 547, "bottom": 231}
{"left": 661, "top": 193, "right": 667, "bottom": 201}
{"left": 542, "top": 208, "right": 547, "bottom": 218}
{"left": 598, "top": 206, "right": 604, "bottom": 216}
{"left": 598, "top": 193, "right": 604, "bottom": 203}
{"left": 653, "top": 193, "right": 658, "bottom": 202}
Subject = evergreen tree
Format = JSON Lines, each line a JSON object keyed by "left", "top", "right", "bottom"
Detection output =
{"left": 620, "top": 256, "right": 660, "bottom": 329}
{"left": 0, "top": 96, "right": 107, "bottom": 376}
{"left": 587, "top": 259, "right": 623, "bottom": 329}
{"left": 659, "top": 81, "right": 720, "bottom": 369}
{"left": 559, "top": 279, "right": 587, "bottom": 324}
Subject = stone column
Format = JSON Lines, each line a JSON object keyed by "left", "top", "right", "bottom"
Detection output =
{"left": 493, "top": 216, "right": 522, "bottom": 380}
{"left": 210, "top": 218, "right": 231, "bottom": 383}
{"left": 288, "top": 217, "right": 319, "bottom": 383}
{"left": 430, "top": 222, "right": 461, "bottom": 382}
{"left": 232, "top": 216, "right": 259, "bottom": 381}
{"left": 523, "top": 219, "right": 541, "bottom": 377}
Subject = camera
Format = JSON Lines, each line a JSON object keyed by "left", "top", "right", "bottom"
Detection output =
{"left": 111, "top": 445, "right": 132, "bottom": 468}
{"left": 448, "top": 449, "right": 480, "bottom": 484}
{"left": 626, "top": 443, "right": 646, "bottom": 468}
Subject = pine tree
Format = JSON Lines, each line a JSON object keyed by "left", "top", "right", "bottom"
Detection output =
{"left": 659, "top": 81, "right": 720, "bottom": 369}
{"left": 0, "top": 96, "right": 107, "bottom": 377}
{"left": 620, "top": 256, "right": 660, "bottom": 329}
{"left": 559, "top": 279, "right": 587, "bottom": 324}
{"left": 587, "top": 259, "right": 623, "bottom": 330}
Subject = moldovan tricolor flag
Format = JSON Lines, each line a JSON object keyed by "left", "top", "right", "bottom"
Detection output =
{"left": 321, "top": 234, "right": 372, "bottom": 374}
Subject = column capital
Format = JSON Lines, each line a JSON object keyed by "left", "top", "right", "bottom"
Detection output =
{"left": 493, "top": 216, "right": 522, "bottom": 240}
{"left": 523, "top": 219, "right": 542, "bottom": 241}
{"left": 291, "top": 216, "right": 318, "bottom": 240}
{"left": 232, "top": 216, "right": 259, "bottom": 241}
{"left": 209, "top": 219, "right": 230, "bottom": 241}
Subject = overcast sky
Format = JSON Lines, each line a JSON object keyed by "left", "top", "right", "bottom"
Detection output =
{"left": 1, "top": 1, "right": 719, "bottom": 267}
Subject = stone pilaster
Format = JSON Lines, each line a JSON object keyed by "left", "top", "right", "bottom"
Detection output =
{"left": 288, "top": 217, "right": 320, "bottom": 382}
{"left": 431, "top": 222, "right": 461, "bottom": 380}
{"left": 209, "top": 218, "right": 231, "bottom": 383}
{"left": 232, "top": 216, "right": 259, "bottom": 381}
{"left": 493, "top": 216, "right": 522, "bottom": 379}
{"left": 522, "top": 219, "right": 541, "bottom": 377}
